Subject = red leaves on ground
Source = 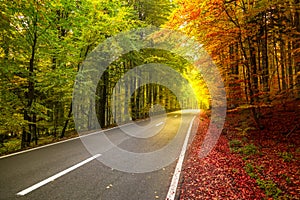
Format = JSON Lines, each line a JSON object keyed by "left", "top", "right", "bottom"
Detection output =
{"left": 180, "top": 117, "right": 265, "bottom": 199}
{"left": 180, "top": 100, "right": 300, "bottom": 199}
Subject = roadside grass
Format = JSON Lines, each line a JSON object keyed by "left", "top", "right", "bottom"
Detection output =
{"left": 0, "top": 138, "right": 21, "bottom": 155}
{"left": 0, "top": 131, "right": 78, "bottom": 156}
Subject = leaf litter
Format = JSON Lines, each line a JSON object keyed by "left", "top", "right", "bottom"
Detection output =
{"left": 179, "top": 100, "right": 300, "bottom": 199}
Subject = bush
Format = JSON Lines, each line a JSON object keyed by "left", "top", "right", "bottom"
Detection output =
{"left": 0, "top": 139, "right": 21, "bottom": 155}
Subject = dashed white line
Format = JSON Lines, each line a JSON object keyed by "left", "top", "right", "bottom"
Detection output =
{"left": 165, "top": 116, "right": 196, "bottom": 200}
{"left": 155, "top": 122, "right": 164, "bottom": 127}
{"left": 16, "top": 154, "right": 101, "bottom": 196}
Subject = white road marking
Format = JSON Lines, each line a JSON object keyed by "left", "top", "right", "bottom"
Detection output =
{"left": 165, "top": 116, "right": 196, "bottom": 200}
{"left": 2, "top": 110, "right": 198, "bottom": 159}
{"left": 1, "top": 110, "right": 197, "bottom": 159}
{"left": 16, "top": 154, "right": 101, "bottom": 196}
{"left": 155, "top": 122, "right": 164, "bottom": 127}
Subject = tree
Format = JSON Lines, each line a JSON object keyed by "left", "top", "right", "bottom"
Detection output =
{"left": 0, "top": 0, "right": 140, "bottom": 148}
{"left": 167, "top": 0, "right": 300, "bottom": 127}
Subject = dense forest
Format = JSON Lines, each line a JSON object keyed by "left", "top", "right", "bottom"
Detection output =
{"left": 0, "top": 0, "right": 299, "bottom": 153}
{"left": 0, "top": 0, "right": 179, "bottom": 150}
{"left": 168, "top": 0, "right": 300, "bottom": 125}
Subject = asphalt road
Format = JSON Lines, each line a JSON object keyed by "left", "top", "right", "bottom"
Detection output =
{"left": 0, "top": 111, "right": 198, "bottom": 200}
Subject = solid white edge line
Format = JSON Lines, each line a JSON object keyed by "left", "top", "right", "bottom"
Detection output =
{"left": 16, "top": 154, "right": 101, "bottom": 196}
{"left": 1, "top": 109, "right": 200, "bottom": 160}
{"left": 165, "top": 116, "right": 196, "bottom": 200}
{"left": 0, "top": 111, "right": 200, "bottom": 159}
{"left": 0, "top": 123, "right": 133, "bottom": 159}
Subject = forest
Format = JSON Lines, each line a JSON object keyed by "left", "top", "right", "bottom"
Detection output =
{"left": 168, "top": 0, "right": 300, "bottom": 121}
{"left": 1, "top": 0, "right": 299, "bottom": 148}
{"left": 0, "top": 0, "right": 179, "bottom": 149}
{"left": 0, "top": 0, "right": 299, "bottom": 198}
{"left": 0, "top": 0, "right": 211, "bottom": 149}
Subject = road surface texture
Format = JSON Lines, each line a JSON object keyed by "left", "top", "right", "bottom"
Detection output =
{"left": 0, "top": 111, "right": 198, "bottom": 200}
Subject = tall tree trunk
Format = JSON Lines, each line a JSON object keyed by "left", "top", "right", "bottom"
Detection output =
{"left": 98, "top": 71, "right": 108, "bottom": 128}
{"left": 248, "top": 38, "right": 259, "bottom": 100}
{"left": 287, "top": 41, "right": 293, "bottom": 90}
{"left": 274, "top": 38, "right": 281, "bottom": 92}
{"left": 60, "top": 103, "right": 72, "bottom": 138}
{"left": 242, "top": 65, "right": 249, "bottom": 103}
{"left": 294, "top": 0, "right": 300, "bottom": 98}
{"left": 280, "top": 39, "right": 287, "bottom": 90}
{"left": 21, "top": 14, "right": 38, "bottom": 148}
{"left": 32, "top": 113, "right": 37, "bottom": 145}
{"left": 262, "top": 12, "right": 269, "bottom": 93}
{"left": 245, "top": 36, "right": 263, "bottom": 128}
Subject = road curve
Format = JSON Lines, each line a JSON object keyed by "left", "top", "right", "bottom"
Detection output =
{"left": 0, "top": 110, "right": 198, "bottom": 200}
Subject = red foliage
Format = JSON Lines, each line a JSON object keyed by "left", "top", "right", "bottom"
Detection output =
{"left": 180, "top": 100, "right": 300, "bottom": 199}
{"left": 180, "top": 118, "right": 265, "bottom": 199}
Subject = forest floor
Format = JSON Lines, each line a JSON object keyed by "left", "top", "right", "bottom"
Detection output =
{"left": 179, "top": 99, "right": 300, "bottom": 199}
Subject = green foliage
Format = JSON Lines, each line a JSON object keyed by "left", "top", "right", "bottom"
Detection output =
{"left": 239, "top": 144, "right": 258, "bottom": 156}
{"left": 256, "top": 179, "right": 282, "bottom": 198}
{"left": 244, "top": 162, "right": 282, "bottom": 198}
{"left": 0, "top": 139, "right": 21, "bottom": 155}
{"left": 229, "top": 139, "right": 242, "bottom": 152}
{"left": 278, "top": 152, "right": 294, "bottom": 162}
{"left": 0, "top": 0, "right": 200, "bottom": 150}
{"left": 256, "top": 165, "right": 264, "bottom": 174}
{"left": 229, "top": 139, "right": 258, "bottom": 157}
{"left": 244, "top": 162, "right": 258, "bottom": 179}
{"left": 129, "top": 0, "right": 176, "bottom": 26}
{"left": 0, "top": 0, "right": 145, "bottom": 148}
